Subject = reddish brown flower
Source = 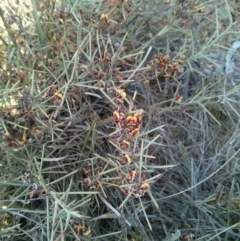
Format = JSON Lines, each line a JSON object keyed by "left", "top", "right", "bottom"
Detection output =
{"left": 126, "top": 115, "right": 137, "bottom": 126}
{"left": 113, "top": 111, "right": 120, "bottom": 122}
{"left": 140, "top": 183, "right": 150, "bottom": 194}
{"left": 120, "top": 140, "right": 130, "bottom": 150}
{"left": 128, "top": 127, "right": 139, "bottom": 137}
{"left": 123, "top": 154, "right": 132, "bottom": 164}
{"left": 54, "top": 92, "right": 63, "bottom": 101}
{"left": 100, "top": 13, "right": 109, "bottom": 23}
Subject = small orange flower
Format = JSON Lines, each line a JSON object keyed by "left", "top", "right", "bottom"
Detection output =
{"left": 194, "top": 5, "right": 204, "bottom": 13}
{"left": 144, "top": 79, "right": 150, "bottom": 85}
{"left": 135, "top": 183, "right": 150, "bottom": 197}
{"left": 127, "top": 170, "right": 147, "bottom": 183}
{"left": 100, "top": 13, "right": 109, "bottom": 23}
{"left": 116, "top": 88, "right": 126, "bottom": 98}
{"left": 126, "top": 115, "right": 137, "bottom": 126}
{"left": 54, "top": 92, "right": 63, "bottom": 101}
{"left": 113, "top": 111, "right": 120, "bottom": 122}
{"left": 15, "top": 33, "right": 25, "bottom": 45}
{"left": 129, "top": 127, "right": 139, "bottom": 137}
{"left": 120, "top": 140, "right": 130, "bottom": 150}
{"left": 163, "top": 73, "right": 171, "bottom": 79}
{"left": 7, "top": 141, "right": 19, "bottom": 148}
{"left": 113, "top": 111, "right": 125, "bottom": 124}
{"left": 140, "top": 183, "right": 150, "bottom": 193}
{"left": 176, "top": 94, "right": 183, "bottom": 103}
{"left": 115, "top": 88, "right": 127, "bottom": 105}
{"left": 73, "top": 224, "right": 91, "bottom": 236}
{"left": 128, "top": 170, "right": 137, "bottom": 182}
{"left": 123, "top": 154, "right": 132, "bottom": 164}
{"left": 134, "top": 110, "right": 144, "bottom": 123}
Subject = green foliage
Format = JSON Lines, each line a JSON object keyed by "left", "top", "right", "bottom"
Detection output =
{"left": 1, "top": 0, "right": 240, "bottom": 240}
